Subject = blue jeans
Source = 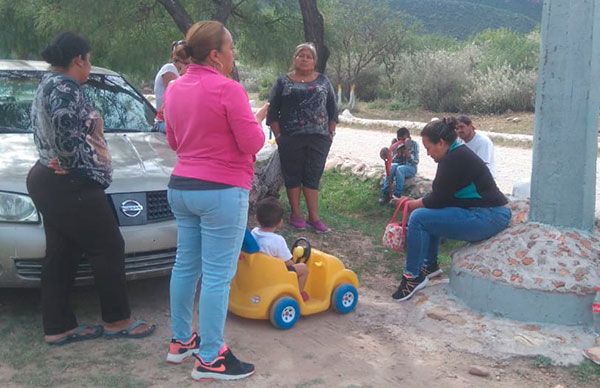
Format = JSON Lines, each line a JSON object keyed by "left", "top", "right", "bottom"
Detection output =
{"left": 167, "top": 187, "right": 249, "bottom": 362}
{"left": 404, "top": 206, "right": 511, "bottom": 277}
{"left": 155, "top": 121, "right": 166, "bottom": 133}
{"left": 381, "top": 164, "right": 417, "bottom": 197}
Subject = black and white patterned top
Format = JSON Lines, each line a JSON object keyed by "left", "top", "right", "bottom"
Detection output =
{"left": 31, "top": 73, "right": 112, "bottom": 188}
{"left": 266, "top": 74, "right": 338, "bottom": 137}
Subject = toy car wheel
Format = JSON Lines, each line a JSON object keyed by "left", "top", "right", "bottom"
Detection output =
{"left": 331, "top": 284, "right": 358, "bottom": 314}
{"left": 269, "top": 296, "right": 300, "bottom": 330}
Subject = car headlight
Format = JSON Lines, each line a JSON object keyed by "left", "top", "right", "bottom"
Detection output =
{"left": 0, "top": 192, "right": 40, "bottom": 223}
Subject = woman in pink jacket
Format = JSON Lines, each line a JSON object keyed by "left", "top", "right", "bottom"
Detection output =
{"left": 163, "top": 20, "right": 267, "bottom": 381}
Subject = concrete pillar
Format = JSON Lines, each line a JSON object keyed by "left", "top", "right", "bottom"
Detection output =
{"left": 530, "top": 0, "right": 600, "bottom": 230}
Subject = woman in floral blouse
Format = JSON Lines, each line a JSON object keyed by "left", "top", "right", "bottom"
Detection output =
{"left": 27, "top": 32, "right": 154, "bottom": 345}
{"left": 267, "top": 43, "right": 338, "bottom": 233}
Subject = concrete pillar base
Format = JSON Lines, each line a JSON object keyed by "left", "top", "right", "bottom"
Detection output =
{"left": 450, "top": 200, "right": 600, "bottom": 326}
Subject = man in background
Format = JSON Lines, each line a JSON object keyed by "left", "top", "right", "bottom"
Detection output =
{"left": 456, "top": 115, "right": 497, "bottom": 178}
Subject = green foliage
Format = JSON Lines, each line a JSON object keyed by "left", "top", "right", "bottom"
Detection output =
{"left": 0, "top": 0, "right": 541, "bottom": 113}
{"left": 323, "top": 0, "right": 413, "bottom": 97}
{"left": 572, "top": 360, "right": 600, "bottom": 385}
{"left": 464, "top": 64, "right": 536, "bottom": 114}
{"left": 258, "top": 78, "right": 273, "bottom": 101}
{"left": 392, "top": 48, "right": 475, "bottom": 112}
{"left": 237, "top": 62, "right": 276, "bottom": 94}
{"left": 406, "top": 33, "right": 461, "bottom": 52}
{"left": 233, "top": 0, "right": 303, "bottom": 72}
{"left": 317, "top": 170, "right": 390, "bottom": 234}
{"left": 461, "top": 0, "right": 543, "bottom": 21}
{"left": 0, "top": 0, "right": 300, "bottom": 87}
{"left": 387, "top": 0, "right": 540, "bottom": 40}
{"left": 0, "top": 0, "right": 47, "bottom": 58}
{"left": 534, "top": 355, "right": 553, "bottom": 368}
{"left": 0, "top": 0, "right": 183, "bottom": 85}
{"left": 470, "top": 28, "right": 540, "bottom": 71}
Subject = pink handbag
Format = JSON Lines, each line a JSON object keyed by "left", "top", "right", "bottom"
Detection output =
{"left": 382, "top": 196, "right": 410, "bottom": 252}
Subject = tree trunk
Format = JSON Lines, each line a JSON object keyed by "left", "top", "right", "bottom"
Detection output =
{"left": 298, "top": 0, "right": 329, "bottom": 73}
{"left": 212, "top": 0, "right": 234, "bottom": 23}
{"left": 156, "top": 0, "right": 193, "bottom": 34}
{"left": 250, "top": 146, "right": 285, "bottom": 210}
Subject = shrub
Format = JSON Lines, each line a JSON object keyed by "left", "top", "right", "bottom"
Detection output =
{"left": 238, "top": 64, "right": 277, "bottom": 97}
{"left": 354, "top": 69, "right": 382, "bottom": 102}
{"left": 392, "top": 48, "right": 476, "bottom": 112}
{"left": 464, "top": 65, "right": 536, "bottom": 113}
{"left": 258, "top": 78, "right": 274, "bottom": 101}
{"left": 470, "top": 28, "right": 540, "bottom": 71}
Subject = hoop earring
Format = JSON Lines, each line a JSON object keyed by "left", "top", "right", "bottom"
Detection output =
{"left": 206, "top": 59, "right": 223, "bottom": 71}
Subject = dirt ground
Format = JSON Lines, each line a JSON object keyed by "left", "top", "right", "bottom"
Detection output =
{"left": 0, "top": 227, "right": 593, "bottom": 388}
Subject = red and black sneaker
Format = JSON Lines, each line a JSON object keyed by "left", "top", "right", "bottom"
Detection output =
{"left": 392, "top": 273, "right": 429, "bottom": 301}
{"left": 191, "top": 345, "right": 255, "bottom": 381}
{"left": 166, "top": 332, "right": 199, "bottom": 364}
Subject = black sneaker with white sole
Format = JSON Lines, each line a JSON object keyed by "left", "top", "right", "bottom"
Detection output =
{"left": 191, "top": 346, "right": 254, "bottom": 381}
{"left": 421, "top": 262, "right": 443, "bottom": 279}
{"left": 378, "top": 193, "right": 390, "bottom": 206}
{"left": 392, "top": 274, "right": 429, "bottom": 301}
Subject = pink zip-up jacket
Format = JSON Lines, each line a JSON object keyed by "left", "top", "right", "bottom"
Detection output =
{"left": 164, "top": 64, "right": 265, "bottom": 190}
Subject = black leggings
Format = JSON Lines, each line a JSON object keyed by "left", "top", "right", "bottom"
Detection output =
{"left": 26, "top": 162, "right": 130, "bottom": 335}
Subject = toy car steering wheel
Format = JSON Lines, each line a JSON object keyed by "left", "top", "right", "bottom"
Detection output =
{"left": 292, "top": 237, "right": 312, "bottom": 264}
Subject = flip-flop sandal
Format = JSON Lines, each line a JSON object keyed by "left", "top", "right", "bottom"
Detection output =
{"left": 103, "top": 319, "right": 156, "bottom": 339}
{"left": 47, "top": 324, "right": 104, "bottom": 346}
{"left": 583, "top": 347, "right": 600, "bottom": 365}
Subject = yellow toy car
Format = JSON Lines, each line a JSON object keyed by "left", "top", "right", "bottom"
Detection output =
{"left": 229, "top": 238, "right": 359, "bottom": 330}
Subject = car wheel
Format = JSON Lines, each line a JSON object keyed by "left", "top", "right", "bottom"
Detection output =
{"left": 269, "top": 296, "right": 300, "bottom": 330}
{"left": 331, "top": 284, "right": 358, "bottom": 314}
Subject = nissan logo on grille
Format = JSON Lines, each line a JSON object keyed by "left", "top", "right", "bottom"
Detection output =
{"left": 120, "top": 200, "right": 144, "bottom": 218}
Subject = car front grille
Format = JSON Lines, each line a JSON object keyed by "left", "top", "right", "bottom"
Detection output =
{"left": 146, "top": 190, "right": 174, "bottom": 222}
{"left": 13, "top": 248, "right": 176, "bottom": 282}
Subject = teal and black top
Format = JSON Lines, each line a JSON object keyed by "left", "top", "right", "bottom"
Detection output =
{"left": 422, "top": 141, "right": 507, "bottom": 209}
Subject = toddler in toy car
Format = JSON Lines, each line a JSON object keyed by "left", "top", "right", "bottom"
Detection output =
{"left": 251, "top": 197, "right": 310, "bottom": 301}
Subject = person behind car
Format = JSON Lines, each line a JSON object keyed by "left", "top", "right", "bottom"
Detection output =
{"left": 455, "top": 114, "right": 497, "bottom": 178}
{"left": 162, "top": 20, "right": 268, "bottom": 381}
{"left": 266, "top": 43, "right": 338, "bottom": 234}
{"left": 26, "top": 31, "right": 155, "bottom": 346}
{"left": 391, "top": 117, "right": 511, "bottom": 302}
{"left": 251, "top": 197, "right": 309, "bottom": 301}
{"left": 378, "top": 127, "right": 419, "bottom": 205}
{"left": 153, "top": 42, "right": 189, "bottom": 132}
{"left": 154, "top": 40, "right": 188, "bottom": 109}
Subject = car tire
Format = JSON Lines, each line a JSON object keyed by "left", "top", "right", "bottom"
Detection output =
{"left": 331, "top": 284, "right": 358, "bottom": 314}
{"left": 269, "top": 296, "right": 300, "bottom": 330}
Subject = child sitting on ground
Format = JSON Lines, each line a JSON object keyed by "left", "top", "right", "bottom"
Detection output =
{"left": 251, "top": 197, "right": 310, "bottom": 301}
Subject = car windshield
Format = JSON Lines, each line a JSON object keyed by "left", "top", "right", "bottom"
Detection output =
{"left": 0, "top": 71, "right": 155, "bottom": 134}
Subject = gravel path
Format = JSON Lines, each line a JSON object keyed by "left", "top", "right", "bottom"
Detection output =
{"left": 330, "top": 126, "right": 600, "bottom": 215}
